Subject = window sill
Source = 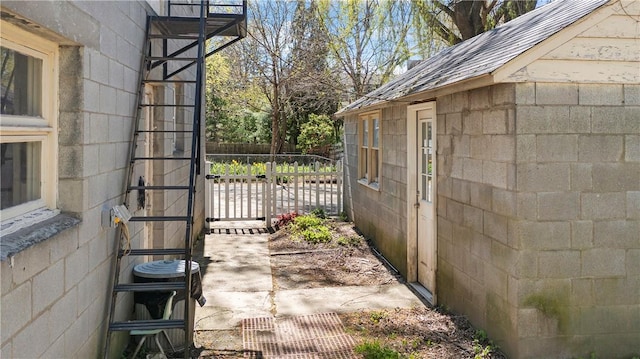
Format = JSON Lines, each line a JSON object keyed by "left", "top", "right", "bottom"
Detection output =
{"left": 1, "top": 213, "right": 81, "bottom": 261}
{"left": 358, "top": 178, "right": 380, "bottom": 191}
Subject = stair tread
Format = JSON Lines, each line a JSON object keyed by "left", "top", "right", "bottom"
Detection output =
{"left": 128, "top": 185, "right": 191, "bottom": 190}
{"left": 115, "top": 283, "right": 186, "bottom": 291}
{"left": 142, "top": 79, "right": 197, "bottom": 83}
{"left": 129, "top": 216, "right": 191, "bottom": 222}
{"left": 148, "top": 34, "right": 201, "bottom": 40}
{"left": 149, "top": 56, "right": 198, "bottom": 61}
{"left": 139, "top": 103, "right": 196, "bottom": 107}
{"left": 119, "top": 248, "right": 187, "bottom": 256}
{"left": 132, "top": 156, "right": 192, "bottom": 160}
{"left": 115, "top": 282, "right": 186, "bottom": 292}
{"left": 136, "top": 130, "right": 192, "bottom": 133}
{"left": 110, "top": 319, "right": 185, "bottom": 332}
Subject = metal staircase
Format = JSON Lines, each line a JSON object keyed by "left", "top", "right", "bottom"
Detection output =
{"left": 103, "top": 1, "right": 246, "bottom": 358}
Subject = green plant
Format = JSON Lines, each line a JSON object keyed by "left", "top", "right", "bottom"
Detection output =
{"left": 369, "top": 311, "right": 387, "bottom": 324}
{"left": 472, "top": 330, "right": 498, "bottom": 359}
{"left": 355, "top": 341, "right": 403, "bottom": 359}
{"left": 298, "top": 225, "right": 332, "bottom": 244}
{"left": 337, "top": 236, "right": 360, "bottom": 246}
{"left": 276, "top": 211, "right": 298, "bottom": 227}
{"left": 297, "top": 114, "right": 336, "bottom": 155}
{"left": 311, "top": 207, "right": 327, "bottom": 219}
{"left": 291, "top": 214, "right": 324, "bottom": 230}
{"left": 339, "top": 211, "right": 348, "bottom": 221}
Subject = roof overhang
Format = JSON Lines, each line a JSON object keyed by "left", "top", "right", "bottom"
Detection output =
{"left": 336, "top": 74, "right": 494, "bottom": 117}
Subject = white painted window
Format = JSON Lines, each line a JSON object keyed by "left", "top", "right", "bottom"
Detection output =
{"left": 1, "top": 22, "right": 58, "bottom": 221}
{"left": 358, "top": 110, "right": 381, "bottom": 189}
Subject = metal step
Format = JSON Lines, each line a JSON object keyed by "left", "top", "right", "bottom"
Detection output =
{"left": 149, "top": 56, "right": 198, "bottom": 61}
{"left": 115, "top": 282, "right": 186, "bottom": 292}
{"left": 148, "top": 34, "right": 200, "bottom": 40}
{"left": 118, "top": 248, "right": 187, "bottom": 256}
{"left": 110, "top": 319, "right": 185, "bottom": 332}
{"left": 136, "top": 130, "right": 192, "bottom": 133}
{"left": 128, "top": 185, "right": 191, "bottom": 190}
{"left": 142, "top": 79, "right": 197, "bottom": 84}
{"left": 129, "top": 216, "right": 191, "bottom": 222}
{"left": 151, "top": 15, "right": 244, "bottom": 38}
{"left": 139, "top": 103, "right": 196, "bottom": 107}
{"left": 132, "top": 156, "right": 192, "bottom": 161}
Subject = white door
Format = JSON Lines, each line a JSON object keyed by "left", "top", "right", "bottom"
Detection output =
{"left": 416, "top": 109, "right": 436, "bottom": 293}
{"left": 407, "top": 102, "right": 437, "bottom": 303}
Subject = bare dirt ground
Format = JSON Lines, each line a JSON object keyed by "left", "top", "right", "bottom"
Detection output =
{"left": 190, "top": 218, "right": 506, "bottom": 358}
{"left": 269, "top": 220, "right": 401, "bottom": 289}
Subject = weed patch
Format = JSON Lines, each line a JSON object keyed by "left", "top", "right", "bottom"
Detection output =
{"left": 355, "top": 341, "right": 404, "bottom": 359}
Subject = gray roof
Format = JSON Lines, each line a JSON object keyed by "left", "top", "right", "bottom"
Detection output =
{"left": 339, "top": 0, "right": 610, "bottom": 113}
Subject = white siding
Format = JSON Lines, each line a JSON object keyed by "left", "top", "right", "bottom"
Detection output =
{"left": 505, "top": 11, "right": 640, "bottom": 84}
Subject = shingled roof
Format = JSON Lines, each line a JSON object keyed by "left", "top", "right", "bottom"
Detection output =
{"left": 338, "top": 0, "right": 610, "bottom": 114}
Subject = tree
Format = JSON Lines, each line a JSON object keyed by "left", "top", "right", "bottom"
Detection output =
{"left": 235, "top": 0, "right": 297, "bottom": 155}
{"left": 317, "top": 0, "right": 413, "bottom": 99}
{"left": 287, "top": 0, "right": 340, "bottom": 147}
{"left": 413, "top": 0, "right": 537, "bottom": 46}
{"left": 297, "top": 114, "right": 335, "bottom": 155}
{"left": 205, "top": 51, "right": 270, "bottom": 143}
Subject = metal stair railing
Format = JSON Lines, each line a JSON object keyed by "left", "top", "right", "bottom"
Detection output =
{"left": 102, "top": 2, "right": 209, "bottom": 358}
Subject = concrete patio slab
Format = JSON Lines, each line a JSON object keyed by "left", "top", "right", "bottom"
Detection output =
{"left": 273, "top": 284, "right": 423, "bottom": 317}
{"left": 195, "top": 291, "right": 272, "bottom": 330}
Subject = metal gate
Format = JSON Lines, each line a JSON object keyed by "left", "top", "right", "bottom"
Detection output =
{"left": 205, "top": 156, "right": 343, "bottom": 227}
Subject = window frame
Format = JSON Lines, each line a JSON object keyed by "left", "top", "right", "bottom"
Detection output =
{"left": 357, "top": 110, "right": 381, "bottom": 190}
{"left": 1, "top": 21, "right": 59, "bottom": 221}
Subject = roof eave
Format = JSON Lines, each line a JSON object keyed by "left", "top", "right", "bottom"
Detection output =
{"left": 335, "top": 74, "right": 495, "bottom": 117}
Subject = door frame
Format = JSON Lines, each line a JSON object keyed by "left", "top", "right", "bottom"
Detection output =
{"left": 406, "top": 101, "right": 437, "bottom": 304}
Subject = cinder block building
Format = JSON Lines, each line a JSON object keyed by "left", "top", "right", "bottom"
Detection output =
{"left": 338, "top": 1, "right": 639, "bottom": 358}
{"left": 0, "top": 1, "right": 243, "bottom": 357}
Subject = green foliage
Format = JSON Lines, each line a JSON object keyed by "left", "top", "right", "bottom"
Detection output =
{"left": 472, "top": 330, "right": 499, "bottom": 359}
{"left": 205, "top": 52, "right": 270, "bottom": 143}
{"left": 412, "top": 0, "right": 537, "bottom": 46}
{"left": 355, "top": 341, "right": 403, "bottom": 359}
{"left": 208, "top": 161, "right": 335, "bottom": 183}
{"left": 298, "top": 225, "right": 332, "bottom": 244}
{"left": 369, "top": 311, "right": 387, "bottom": 324}
{"left": 289, "top": 213, "right": 332, "bottom": 244}
{"left": 297, "top": 114, "right": 336, "bottom": 155}
{"left": 310, "top": 207, "right": 328, "bottom": 219}
{"left": 291, "top": 214, "right": 324, "bottom": 230}
{"left": 336, "top": 235, "right": 360, "bottom": 246}
{"left": 338, "top": 211, "right": 349, "bottom": 222}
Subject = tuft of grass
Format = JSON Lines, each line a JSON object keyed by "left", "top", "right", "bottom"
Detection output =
{"left": 369, "top": 311, "right": 388, "bottom": 324}
{"left": 472, "top": 330, "right": 499, "bottom": 359}
{"left": 336, "top": 235, "right": 361, "bottom": 246}
{"left": 355, "top": 341, "right": 403, "bottom": 359}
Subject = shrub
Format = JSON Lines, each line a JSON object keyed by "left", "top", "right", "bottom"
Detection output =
{"left": 311, "top": 208, "right": 327, "bottom": 219}
{"left": 297, "top": 114, "right": 335, "bottom": 155}
{"left": 291, "top": 214, "right": 324, "bottom": 230}
{"left": 289, "top": 213, "right": 332, "bottom": 244}
{"left": 298, "top": 225, "right": 332, "bottom": 244}
{"left": 276, "top": 212, "right": 298, "bottom": 227}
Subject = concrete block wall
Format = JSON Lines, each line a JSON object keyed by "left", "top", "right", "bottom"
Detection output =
{"left": 435, "top": 83, "right": 521, "bottom": 355}
{"left": 513, "top": 82, "right": 640, "bottom": 359}
{"left": 342, "top": 104, "right": 409, "bottom": 275}
{"left": 0, "top": 1, "right": 205, "bottom": 358}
